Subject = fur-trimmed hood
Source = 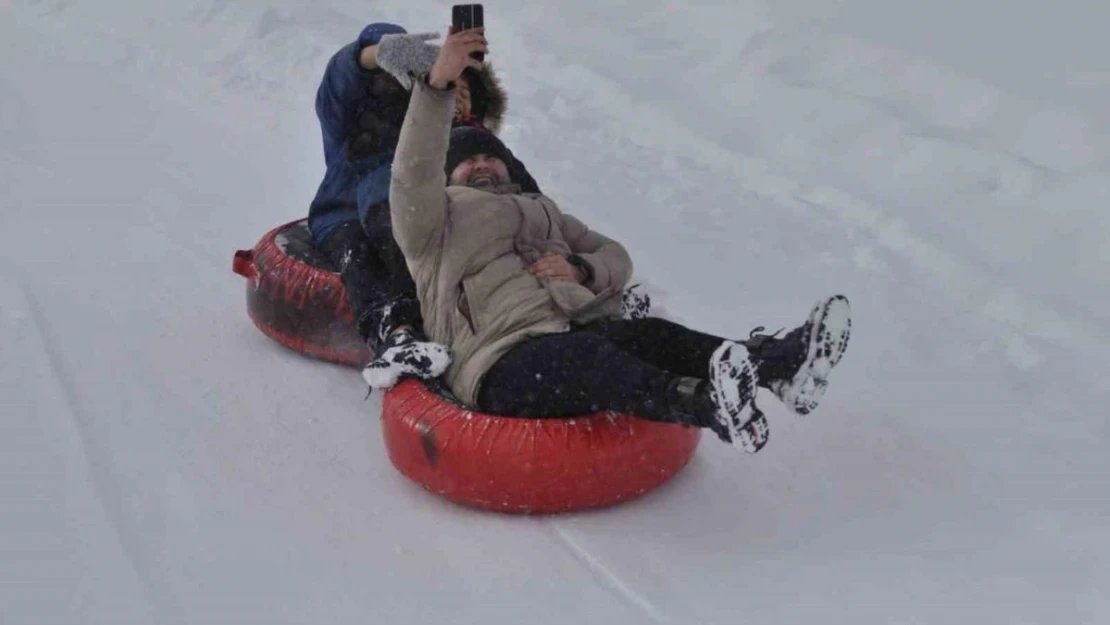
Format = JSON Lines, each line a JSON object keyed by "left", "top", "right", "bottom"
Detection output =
{"left": 454, "top": 63, "right": 541, "bottom": 194}
{"left": 344, "top": 62, "right": 509, "bottom": 162}
{"left": 459, "top": 62, "right": 507, "bottom": 134}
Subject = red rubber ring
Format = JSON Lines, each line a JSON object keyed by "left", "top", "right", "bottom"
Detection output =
{"left": 234, "top": 222, "right": 703, "bottom": 514}
{"left": 382, "top": 379, "right": 702, "bottom": 514}
{"left": 233, "top": 219, "right": 371, "bottom": 367}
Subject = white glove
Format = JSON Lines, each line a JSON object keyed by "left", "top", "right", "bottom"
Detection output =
{"left": 376, "top": 32, "right": 442, "bottom": 90}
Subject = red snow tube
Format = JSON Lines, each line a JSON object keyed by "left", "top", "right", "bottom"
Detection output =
{"left": 232, "top": 219, "right": 370, "bottom": 367}
{"left": 233, "top": 221, "right": 702, "bottom": 514}
{"left": 382, "top": 380, "right": 702, "bottom": 514}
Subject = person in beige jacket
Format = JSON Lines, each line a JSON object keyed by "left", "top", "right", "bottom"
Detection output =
{"left": 387, "top": 28, "right": 853, "bottom": 452}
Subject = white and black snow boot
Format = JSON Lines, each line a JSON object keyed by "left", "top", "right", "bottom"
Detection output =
{"left": 708, "top": 341, "right": 769, "bottom": 452}
{"left": 667, "top": 342, "right": 769, "bottom": 453}
{"left": 743, "top": 295, "right": 852, "bottom": 416}
{"left": 362, "top": 329, "right": 452, "bottom": 391}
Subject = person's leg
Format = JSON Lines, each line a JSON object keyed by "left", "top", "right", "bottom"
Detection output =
{"left": 377, "top": 239, "right": 423, "bottom": 335}
{"left": 590, "top": 296, "right": 854, "bottom": 418}
{"left": 477, "top": 330, "right": 703, "bottom": 424}
{"left": 360, "top": 204, "right": 423, "bottom": 341}
{"left": 316, "top": 221, "right": 389, "bottom": 348}
{"left": 476, "top": 330, "right": 767, "bottom": 450}
{"left": 580, "top": 317, "right": 729, "bottom": 378}
{"left": 352, "top": 207, "right": 452, "bottom": 388}
{"left": 317, "top": 206, "right": 426, "bottom": 353}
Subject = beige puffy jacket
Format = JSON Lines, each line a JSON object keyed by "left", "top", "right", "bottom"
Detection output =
{"left": 389, "top": 79, "right": 633, "bottom": 405}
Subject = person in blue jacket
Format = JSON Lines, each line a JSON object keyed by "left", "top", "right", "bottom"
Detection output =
{"left": 307, "top": 22, "right": 541, "bottom": 381}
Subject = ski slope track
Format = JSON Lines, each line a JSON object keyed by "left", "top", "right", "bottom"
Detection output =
{"left": 3, "top": 1, "right": 1108, "bottom": 623}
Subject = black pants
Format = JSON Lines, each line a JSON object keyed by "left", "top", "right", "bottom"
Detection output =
{"left": 476, "top": 318, "right": 725, "bottom": 425}
{"left": 316, "top": 216, "right": 421, "bottom": 351}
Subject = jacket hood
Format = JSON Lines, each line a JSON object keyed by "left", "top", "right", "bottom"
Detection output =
{"left": 344, "top": 62, "right": 509, "bottom": 162}
{"left": 460, "top": 62, "right": 507, "bottom": 135}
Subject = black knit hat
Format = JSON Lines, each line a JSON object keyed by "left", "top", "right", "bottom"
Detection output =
{"left": 445, "top": 125, "right": 516, "bottom": 182}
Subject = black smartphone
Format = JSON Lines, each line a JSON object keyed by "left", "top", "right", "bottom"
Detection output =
{"left": 451, "top": 4, "right": 485, "bottom": 62}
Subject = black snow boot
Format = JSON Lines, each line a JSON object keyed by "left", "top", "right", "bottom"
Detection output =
{"left": 742, "top": 295, "right": 852, "bottom": 416}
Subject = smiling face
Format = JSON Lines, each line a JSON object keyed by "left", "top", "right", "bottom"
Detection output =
{"left": 448, "top": 153, "right": 511, "bottom": 188}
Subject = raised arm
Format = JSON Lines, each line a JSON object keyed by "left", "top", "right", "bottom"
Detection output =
{"left": 388, "top": 80, "right": 454, "bottom": 258}
{"left": 389, "top": 28, "right": 489, "bottom": 259}
{"left": 314, "top": 23, "right": 406, "bottom": 162}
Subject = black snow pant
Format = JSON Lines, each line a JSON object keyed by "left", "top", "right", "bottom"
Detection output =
{"left": 476, "top": 317, "right": 726, "bottom": 426}
{"left": 316, "top": 213, "right": 421, "bottom": 352}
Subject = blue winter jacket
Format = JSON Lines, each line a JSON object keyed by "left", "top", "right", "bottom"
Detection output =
{"left": 307, "top": 23, "right": 408, "bottom": 246}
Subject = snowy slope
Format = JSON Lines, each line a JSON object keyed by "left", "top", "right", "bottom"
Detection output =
{"left": 2, "top": 1, "right": 1108, "bottom": 623}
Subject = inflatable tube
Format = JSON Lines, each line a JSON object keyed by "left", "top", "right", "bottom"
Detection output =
{"left": 233, "top": 219, "right": 371, "bottom": 367}
{"left": 382, "top": 379, "right": 702, "bottom": 514}
{"left": 233, "top": 222, "right": 702, "bottom": 514}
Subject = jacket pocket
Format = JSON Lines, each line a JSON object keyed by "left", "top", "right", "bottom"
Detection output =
{"left": 546, "top": 281, "right": 621, "bottom": 322}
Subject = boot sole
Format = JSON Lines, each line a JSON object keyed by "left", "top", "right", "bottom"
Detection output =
{"left": 777, "top": 295, "right": 852, "bottom": 415}
{"left": 709, "top": 342, "right": 769, "bottom": 453}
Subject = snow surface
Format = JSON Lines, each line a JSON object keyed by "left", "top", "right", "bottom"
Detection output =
{"left": 3, "top": 1, "right": 1108, "bottom": 623}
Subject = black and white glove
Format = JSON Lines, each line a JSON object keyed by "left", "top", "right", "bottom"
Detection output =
{"left": 376, "top": 32, "right": 442, "bottom": 90}
{"left": 362, "top": 328, "right": 452, "bottom": 390}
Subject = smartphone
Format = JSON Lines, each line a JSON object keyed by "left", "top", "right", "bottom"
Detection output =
{"left": 451, "top": 4, "right": 485, "bottom": 62}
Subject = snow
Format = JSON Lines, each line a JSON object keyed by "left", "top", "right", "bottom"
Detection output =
{"left": 2, "top": 0, "right": 1108, "bottom": 623}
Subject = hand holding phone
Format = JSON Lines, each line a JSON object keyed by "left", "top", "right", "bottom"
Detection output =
{"left": 428, "top": 28, "right": 487, "bottom": 89}
{"left": 451, "top": 4, "right": 485, "bottom": 62}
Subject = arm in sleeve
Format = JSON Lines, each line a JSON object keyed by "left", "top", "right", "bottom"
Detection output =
{"left": 560, "top": 212, "right": 634, "bottom": 294}
{"left": 314, "top": 23, "right": 406, "bottom": 150}
{"left": 388, "top": 77, "right": 456, "bottom": 259}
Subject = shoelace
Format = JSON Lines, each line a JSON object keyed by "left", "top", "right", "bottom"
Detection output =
{"left": 747, "top": 321, "right": 816, "bottom": 385}
{"left": 742, "top": 325, "right": 785, "bottom": 359}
